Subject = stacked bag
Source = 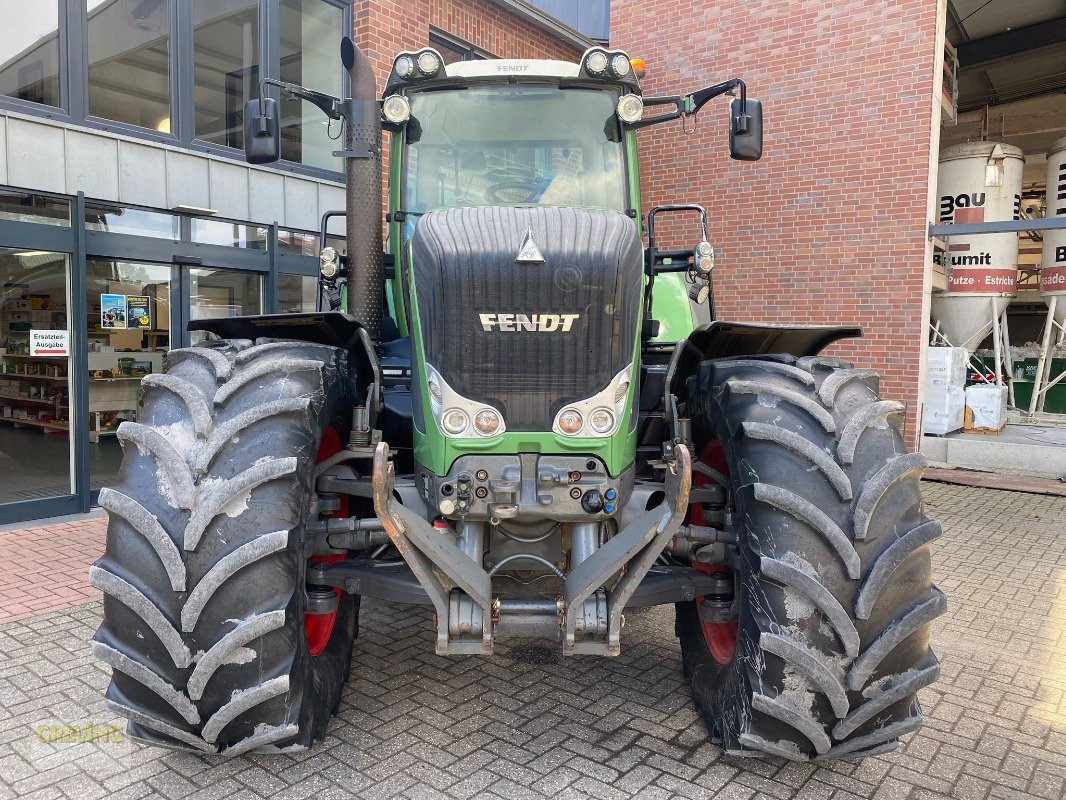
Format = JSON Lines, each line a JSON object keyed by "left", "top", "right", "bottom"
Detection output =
{"left": 923, "top": 347, "right": 967, "bottom": 435}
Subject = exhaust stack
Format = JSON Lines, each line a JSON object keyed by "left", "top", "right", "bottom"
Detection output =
{"left": 341, "top": 38, "right": 383, "bottom": 340}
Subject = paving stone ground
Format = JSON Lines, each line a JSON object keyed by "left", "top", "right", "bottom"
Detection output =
{"left": 0, "top": 482, "right": 1064, "bottom": 800}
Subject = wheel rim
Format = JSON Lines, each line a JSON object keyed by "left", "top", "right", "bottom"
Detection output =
{"left": 691, "top": 440, "right": 739, "bottom": 666}
{"left": 306, "top": 426, "right": 345, "bottom": 657}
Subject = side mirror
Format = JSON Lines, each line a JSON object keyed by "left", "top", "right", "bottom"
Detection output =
{"left": 243, "top": 98, "right": 280, "bottom": 165}
{"left": 729, "top": 97, "right": 763, "bottom": 161}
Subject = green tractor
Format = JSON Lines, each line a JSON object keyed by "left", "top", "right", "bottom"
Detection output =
{"left": 91, "top": 39, "right": 943, "bottom": 762}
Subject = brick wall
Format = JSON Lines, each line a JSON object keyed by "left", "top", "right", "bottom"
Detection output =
{"left": 354, "top": 0, "right": 583, "bottom": 93}
{"left": 611, "top": 0, "right": 941, "bottom": 446}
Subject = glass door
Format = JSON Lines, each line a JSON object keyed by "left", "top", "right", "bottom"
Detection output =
{"left": 187, "top": 266, "right": 263, "bottom": 345}
{"left": 85, "top": 259, "right": 172, "bottom": 494}
{"left": 0, "top": 248, "right": 74, "bottom": 505}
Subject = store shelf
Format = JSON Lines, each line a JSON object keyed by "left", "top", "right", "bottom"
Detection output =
{"left": 0, "top": 417, "right": 69, "bottom": 432}
{"left": 0, "top": 373, "right": 66, "bottom": 383}
{"left": 0, "top": 393, "right": 59, "bottom": 405}
{"left": 0, "top": 353, "right": 66, "bottom": 360}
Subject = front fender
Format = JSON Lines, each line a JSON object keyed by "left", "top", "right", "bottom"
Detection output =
{"left": 665, "top": 321, "right": 862, "bottom": 423}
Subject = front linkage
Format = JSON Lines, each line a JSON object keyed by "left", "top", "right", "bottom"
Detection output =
{"left": 363, "top": 441, "right": 694, "bottom": 655}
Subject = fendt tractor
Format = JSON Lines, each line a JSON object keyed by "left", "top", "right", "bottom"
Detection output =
{"left": 91, "top": 38, "right": 944, "bottom": 762}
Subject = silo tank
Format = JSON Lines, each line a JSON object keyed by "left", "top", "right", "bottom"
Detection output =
{"left": 1041, "top": 136, "right": 1066, "bottom": 327}
{"left": 932, "top": 141, "right": 1023, "bottom": 348}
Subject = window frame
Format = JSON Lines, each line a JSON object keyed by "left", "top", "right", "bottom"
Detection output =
{"left": 428, "top": 28, "right": 494, "bottom": 62}
{"left": 0, "top": 0, "right": 352, "bottom": 181}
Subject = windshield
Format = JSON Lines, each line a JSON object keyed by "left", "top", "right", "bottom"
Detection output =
{"left": 402, "top": 85, "right": 627, "bottom": 214}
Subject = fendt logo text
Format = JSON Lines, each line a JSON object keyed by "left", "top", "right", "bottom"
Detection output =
{"left": 479, "top": 313, "right": 580, "bottom": 332}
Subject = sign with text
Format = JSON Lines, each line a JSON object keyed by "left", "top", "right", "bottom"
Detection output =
{"left": 126, "top": 295, "right": 151, "bottom": 329}
{"left": 30, "top": 329, "right": 69, "bottom": 357}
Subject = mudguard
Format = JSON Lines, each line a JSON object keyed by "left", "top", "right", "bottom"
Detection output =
{"left": 188, "top": 311, "right": 380, "bottom": 412}
{"left": 665, "top": 320, "right": 862, "bottom": 416}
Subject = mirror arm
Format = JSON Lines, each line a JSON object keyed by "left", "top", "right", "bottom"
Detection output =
{"left": 259, "top": 77, "right": 343, "bottom": 121}
{"left": 687, "top": 78, "right": 747, "bottom": 124}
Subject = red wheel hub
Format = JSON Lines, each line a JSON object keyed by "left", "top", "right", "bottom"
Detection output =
{"left": 306, "top": 427, "right": 345, "bottom": 657}
{"left": 691, "top": 440, "right": 739, "bottom": 666}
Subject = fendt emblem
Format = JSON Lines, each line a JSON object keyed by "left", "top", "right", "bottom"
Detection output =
{"left": 515, "top": 226, "right": 545, "bottom": 263}
{"left": 479, "top": 313, "right": 580, "bottom": 332}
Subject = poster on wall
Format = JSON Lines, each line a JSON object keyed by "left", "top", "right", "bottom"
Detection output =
{"left": 100, "top": 294, "right": 127, "bottom": 329}
{"left": 126, "top": 296, "right": 152, "bottom": 329}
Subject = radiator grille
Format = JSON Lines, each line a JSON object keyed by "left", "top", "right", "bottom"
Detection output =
{"left": 410, "top": 207, "right": 643, "bottom": 431}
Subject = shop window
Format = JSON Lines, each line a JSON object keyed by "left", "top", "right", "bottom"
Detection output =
{"left": 279, "top": 0, "right": 344, "bottom": 170}
{"left": 194, "top": 0, "right": 260, "bottom": 149}
{"left": 0, "top": 247, "right": 73, "bottom": 503}
{"left": 277, "top": 227, "right": 318, "bottom": 255}
{"left": 189, "top": 266, "right": 262, "bottom": 343}
{"left": 85, "top": 202, "right": 178, "bottom": 238}
{"left": 0, "top": 191, "right": 71, "bottom": 227}
{"left": 87, "top": 0, "right": 172, "bottom": 131}
{"left": 0, "top": 0, "right": 62, "bottom": 108}
{"left": 191, "top": 218, "right": 268, "bottom": 249}
{"left": 85, "top": 258, "right": 171, "bottom": 486}
{"left": 278, "top": 273, "right": 317, "bottom": 312}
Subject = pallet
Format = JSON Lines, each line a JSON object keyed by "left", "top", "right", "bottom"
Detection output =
{"left": 923, "top": 467, "right": 1066, "bottom": 497}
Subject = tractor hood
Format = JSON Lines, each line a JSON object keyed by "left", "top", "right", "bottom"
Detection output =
{"left": 408, "top": 207, "right": 643, "bottom": 435}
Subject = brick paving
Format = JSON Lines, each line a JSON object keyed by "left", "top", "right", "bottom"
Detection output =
{"left": 0, "top": 483, "right": 1063, "bottom": 799}
{"left": 0, "top": 515, "right": 106, "bottom": 625}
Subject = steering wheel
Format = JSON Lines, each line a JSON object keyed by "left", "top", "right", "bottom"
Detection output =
{"left": 485, "top": 180, "right": 542, "bottom": 204}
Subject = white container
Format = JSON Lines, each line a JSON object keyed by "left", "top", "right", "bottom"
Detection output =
{"left": 933, "top": 142, "right": 1023, "bottom": 348}
{"left": 964, "top": 384, "right": 1008, "bottom": 431}
{"left": 1041, "top": 136, "right": 1066, "bottom": 327}
{"left": 923, "top": 385, "right": 966, "bottom": 435}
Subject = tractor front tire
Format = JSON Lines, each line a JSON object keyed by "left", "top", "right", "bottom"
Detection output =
{"left": 91, "top": 338, "right": 359, "bottom": 755}
{"left": 678, "top": 355, "right": 944, "bottom": 762}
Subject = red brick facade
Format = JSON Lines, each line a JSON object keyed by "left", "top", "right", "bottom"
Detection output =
{"left": 611, "top": 0, "right": 941, "bottom": 446}
{"left": 354, "top": 0, "right": 583, "bottom": 92}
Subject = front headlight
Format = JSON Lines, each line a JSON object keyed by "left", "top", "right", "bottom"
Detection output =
{"left": 417, "top": 51, "right": 441, "bottom": 77}
{"left": 382, "top": 95, "right": 411, "bottom": 124}
{"left": 610, "top": 54, "right": 632, "bottom": 77}
{"left": 589, "top": 408, "right": 615, "bottom": 435}
{"left": 320, "top": 246, "right": 340, "bottom": 278}
{"left": 557, "top": 409, "right": 583, "bottom": 435}
{"left": 394, "top": 55, "right": 415, "bottom": 79}
{"left": 426, "top": 363, "right": 507, "bottom": 438}
{"left": 442, "top": 408, "right": 469, "bottom": 435}
{"left": 553, "top": 364, "right": 632, "bottom": 437}
{"left": 474, "top": 408, "right": 501, "bottom": 435}
{"left": 617, "top": 95, "right": 644, "bottom": 124}
{"left": 585, "top": 50, "right": 608, "bottom": 75}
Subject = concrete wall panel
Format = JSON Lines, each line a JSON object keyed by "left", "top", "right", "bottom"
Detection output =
{"left": 248, "top": 169, "right": 285, "bottom": 226}
{"left": 117, "top": 141, "right": 166, "bottom": 208}
{"left": 0, "top": 112, "right": 343, "bottom": 229}
{"left": 7, "top": 119, "right": 65, "bottom": 193}
{"left": 283, "top": 177, "right": 319, "bottom": 231}
{"left": 165, "top": 152, "right": 210, "bottom": 210}
{"left": 65, "top": 131, "right": 119, "bottom": 201}
{"left": 208, "top": 161, "right": 249, "bottom": 220}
